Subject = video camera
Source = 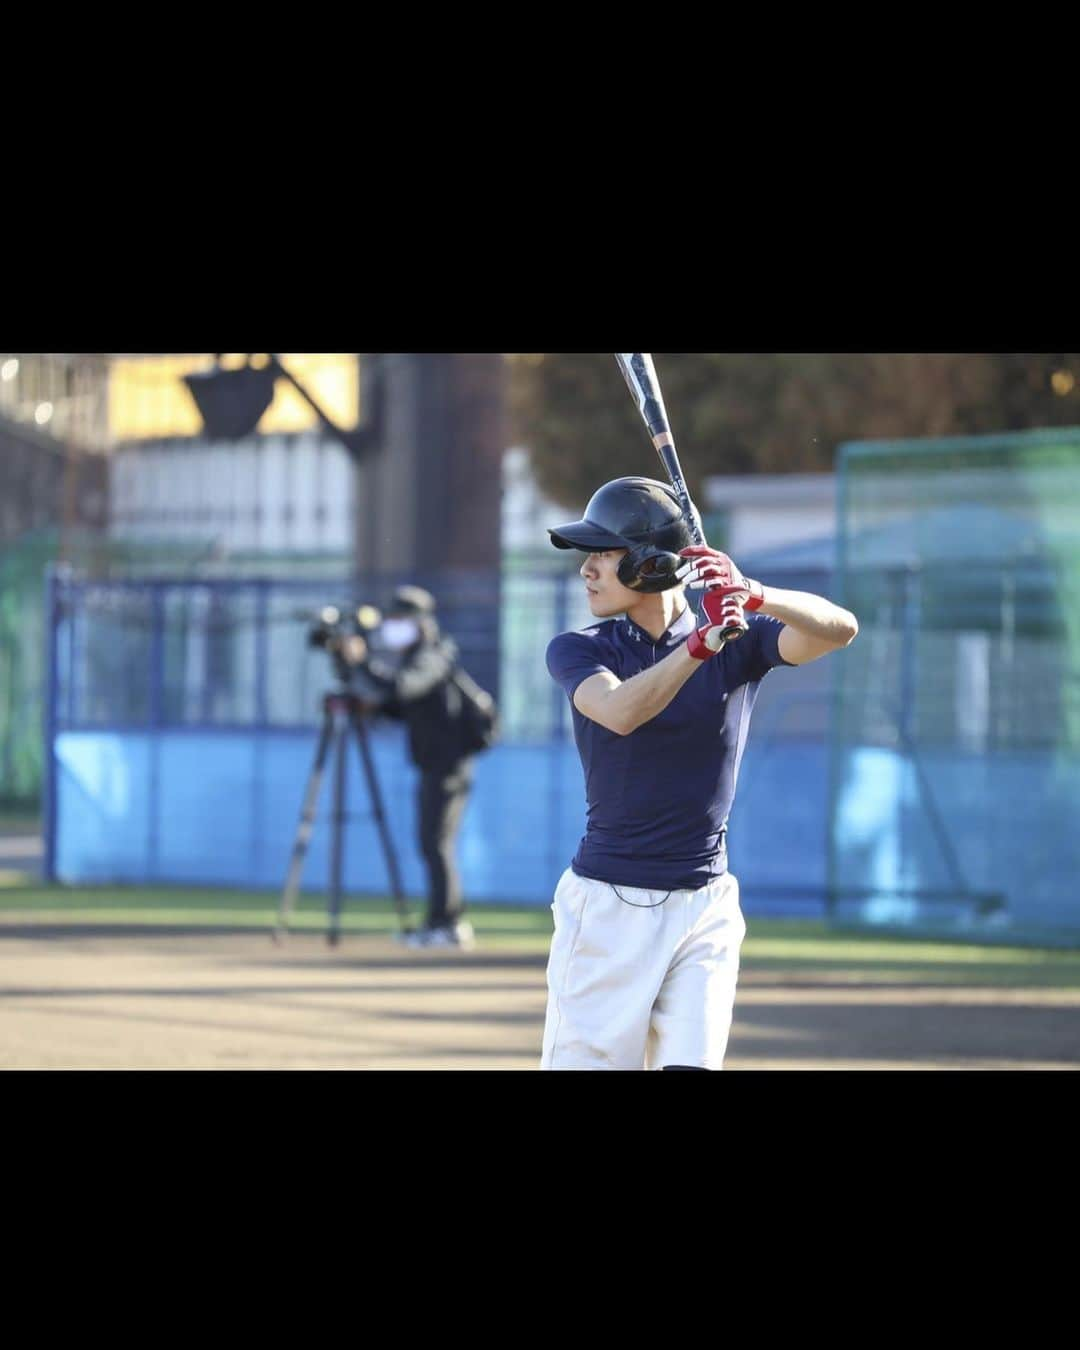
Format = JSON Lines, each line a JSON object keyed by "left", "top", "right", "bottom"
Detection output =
{"left": 306, "top": 604, "right": 383, "bottom": 684}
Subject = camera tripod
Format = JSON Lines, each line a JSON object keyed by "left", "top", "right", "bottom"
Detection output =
{"left": 273, "top": 689, "right": 410, "bottom": 946}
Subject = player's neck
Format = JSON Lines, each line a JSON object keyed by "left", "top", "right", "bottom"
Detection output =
{"left": 625, "top": 589, "right": 688, "bottom": 641}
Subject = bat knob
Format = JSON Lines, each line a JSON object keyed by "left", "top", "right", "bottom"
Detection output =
{"left": 704, "top": 623, "right": 746, "bottom": 651}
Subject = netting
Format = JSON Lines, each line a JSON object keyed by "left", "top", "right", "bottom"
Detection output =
{"left": 830, "top": 428, "right": 1080, "bottom": 942}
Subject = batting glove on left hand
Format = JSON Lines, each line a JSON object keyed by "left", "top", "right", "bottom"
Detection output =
{"left": 678, "top": 546, "right": 765, "bottom": 610}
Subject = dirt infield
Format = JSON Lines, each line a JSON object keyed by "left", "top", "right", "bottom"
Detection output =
{"left": 2, "top": 925, "right": 1079, "bottom": 1070}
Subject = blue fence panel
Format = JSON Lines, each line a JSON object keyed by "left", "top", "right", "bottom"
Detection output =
{"left": 52, "top": 725, "right": 834, "bottom": 912}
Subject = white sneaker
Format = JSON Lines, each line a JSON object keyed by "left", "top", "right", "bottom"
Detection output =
{"left": 401, "top": 920, "right": 476, "bottom": 950}
{"left": 449, "top": 920, "right": 476, "bottom": 949}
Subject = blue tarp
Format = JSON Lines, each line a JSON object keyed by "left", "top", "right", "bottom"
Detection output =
{"left": 51, "top": 726, "right": 830, "bottom": 917}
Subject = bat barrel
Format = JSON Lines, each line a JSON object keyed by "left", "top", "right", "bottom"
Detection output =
{"left": 655, "top": 445, "right": 704, "bottom": 546}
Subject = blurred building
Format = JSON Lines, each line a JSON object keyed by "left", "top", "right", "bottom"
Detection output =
{"left": 503, "top": 453, "right": 840, "bottom": 566}
{"left": 0, "top": 353, "right": 111, "bottom": 450}
{"left": 0, "top": 354, "right": 110, "bottom": 544}
{"left": 703, "top": 471, "right": 836, "bottom": 561}
{"left": 0, "top": 354, "right": 112, "bottom": 804}
{"left": 501, "top": 445, "right": 579, "bottom": 563}
{"left": 0, "top": 354, "right": 509, "bottom": 579}
{"left": 105, "top": 354, "right": 361, "bottom": 565}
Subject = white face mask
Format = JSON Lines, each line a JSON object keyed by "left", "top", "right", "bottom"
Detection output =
{"left": 380, "top": 617, "right": 420, "bottom": 651}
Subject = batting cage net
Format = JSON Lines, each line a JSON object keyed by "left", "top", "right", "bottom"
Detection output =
{"left": 830, "top": 427, "right": 1080, "bottom": 943}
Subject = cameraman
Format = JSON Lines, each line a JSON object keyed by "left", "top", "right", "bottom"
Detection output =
{"left": 354, "top": 586, "right": 478, "bottom": 950}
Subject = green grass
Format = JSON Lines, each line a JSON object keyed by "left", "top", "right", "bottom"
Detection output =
{"left": 0, "top": 881, "right": 554, "bottom": 950}
{"left": 740, "top": 920, "right": 1080, "bottom": 988}
{"left": 2, "top": 882, "right": 1080, "bottom": 984}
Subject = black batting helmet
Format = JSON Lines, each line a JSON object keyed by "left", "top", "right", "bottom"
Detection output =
{"left": 547, "top": 476, "right": 700, "bottom": 593}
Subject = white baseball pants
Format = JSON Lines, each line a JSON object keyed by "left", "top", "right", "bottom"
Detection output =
{"left": 540, "top": 866, "right": 746, "bottom": 1070}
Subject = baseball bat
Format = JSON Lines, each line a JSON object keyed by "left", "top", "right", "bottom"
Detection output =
{"left": 614, "top": 353, "right": 744, "bottom": 642}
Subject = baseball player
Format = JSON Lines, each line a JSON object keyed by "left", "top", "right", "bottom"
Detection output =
{"left": 543, "top": 476, "right": 858, "bottom": 1070}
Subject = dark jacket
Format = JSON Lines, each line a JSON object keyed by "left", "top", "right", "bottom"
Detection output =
{"left": 362, "top": 633, "right": 471, "bottom": 771}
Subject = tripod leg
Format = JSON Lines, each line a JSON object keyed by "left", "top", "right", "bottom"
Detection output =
{"left": 274, "top": 707, "right": 335, "bottom": 942}
{"left": 351, "top": 711, "right": 411, "bottom": 928}
{"left": 327, "top": 712, "right": 348, "bottom": 947}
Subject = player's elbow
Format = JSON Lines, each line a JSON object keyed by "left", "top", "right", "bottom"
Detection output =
{"left": 582, "top": 704, "right": 636, "bottom": 735}
{"left": 598, "top": 709, "right": 636, "bottom": 735}
{"left": 838, "top": 611, "right": 859, "bottom": 646}
{"left": 575, "top": 683, "right": 638, "bottom": 735}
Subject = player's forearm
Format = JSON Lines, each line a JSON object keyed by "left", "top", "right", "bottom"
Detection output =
{"left": 757, "top": 587, "right": 858, "bottom": 646}
{"left": 596, "top": 645, "right": 701, "bottom": 734}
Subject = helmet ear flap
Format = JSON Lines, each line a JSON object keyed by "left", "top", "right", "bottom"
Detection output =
{"left": 617, "top": 545, "right": 683, "bottom": 593}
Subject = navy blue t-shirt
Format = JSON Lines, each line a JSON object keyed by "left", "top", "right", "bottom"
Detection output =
{"left": 546, "top": 606, "right": 792, "bottom": 890}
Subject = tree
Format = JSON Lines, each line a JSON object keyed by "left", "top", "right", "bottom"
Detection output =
{"left": 508, "top": 353, "right": 1080, "bottom": 509}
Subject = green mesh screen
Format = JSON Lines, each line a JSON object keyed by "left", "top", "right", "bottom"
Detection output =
{"left": 1, "top": 532, "right": 351, "bottom": 808}
{"left": 829, "top": 428, "right": 1080, "bottom": 943}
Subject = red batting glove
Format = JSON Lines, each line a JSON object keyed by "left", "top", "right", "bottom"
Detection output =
{"left": 686, "top": 586, "right": 748, "bottom": 659}
{"left": 678, "top": 545, "right": 765, "bottom": 610}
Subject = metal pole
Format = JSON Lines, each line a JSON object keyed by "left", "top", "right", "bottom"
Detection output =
{"left": 350, "top": 701, "right": 410, "bottom": 928}
{"left": 42, "top": 567, "right": 61, "bottom": 882}
{"left": 268, "top": 355, "right": 369, "bottom": 464}
{"left": 327, "top": 701, "right": 348, "bottom": 946}
{"left": 274, "top": 699, "right": 335, "bottom": 942}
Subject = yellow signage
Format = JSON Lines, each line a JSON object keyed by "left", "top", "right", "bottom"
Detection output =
{"left": 108, "top": 353, "right": 361, "bottom": 441}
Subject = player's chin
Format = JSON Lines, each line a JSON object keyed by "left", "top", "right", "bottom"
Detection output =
{"left": 588, "top": 594, "right": 622, "bottom": 618}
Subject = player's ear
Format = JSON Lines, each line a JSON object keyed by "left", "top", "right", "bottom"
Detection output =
{"left": 617, "top": 546, "right": 683, "bottom": 593}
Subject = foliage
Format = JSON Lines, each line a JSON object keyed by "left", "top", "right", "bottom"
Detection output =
{"left": 508, "top": 353, "right": 1080, "bottom": 509}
